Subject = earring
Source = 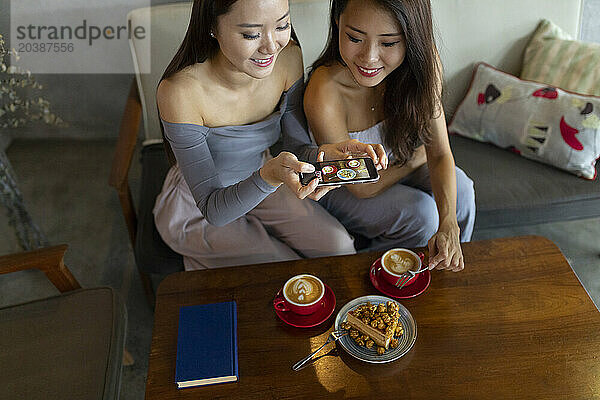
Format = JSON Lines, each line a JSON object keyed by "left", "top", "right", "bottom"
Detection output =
{"left": 210, "top": 31, "right": 215, "bottom": 38}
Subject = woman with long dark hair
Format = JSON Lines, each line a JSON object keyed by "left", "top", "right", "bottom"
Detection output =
{"left": 153, "top": 0, "right": 386, "bottom": 270}
{"left": 304, "top": 0, "right": 475, "bottom": 271}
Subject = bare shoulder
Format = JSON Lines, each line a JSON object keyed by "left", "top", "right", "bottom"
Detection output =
{"left": 304, "top": 65, "right": 346, "bottom": 116}
{"left": 278, "top": 40, "right": 304, "bottom": 89}
{"left": 304, "top": 64, "right": 350, "bottom": 143}
{"left": 156, "top": 68, "right": 205, "bottom": 125}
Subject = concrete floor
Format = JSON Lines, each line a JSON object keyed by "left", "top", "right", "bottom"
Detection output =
{"left": 0, "top": 139, "right": 598, "bottom": 399}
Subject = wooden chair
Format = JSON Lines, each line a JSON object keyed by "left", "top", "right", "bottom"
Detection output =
{"left": 109, "top": 5, "right": 190, "bottom": 307}
{"left": 109, "top": 78, "right": 183, "bottom": 307}
{"left": 0, "top": 245, "right": 127, "bottom": 400}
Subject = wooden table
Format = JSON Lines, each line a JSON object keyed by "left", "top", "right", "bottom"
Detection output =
{"left": 145, "top": 236, "right": 600, "bottom": 399}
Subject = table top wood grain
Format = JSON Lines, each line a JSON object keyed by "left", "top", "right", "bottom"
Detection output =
{"left": 145, "top": 236, "right": 600, "bottom": 399}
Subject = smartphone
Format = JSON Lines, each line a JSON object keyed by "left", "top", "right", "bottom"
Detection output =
{"left": 299, "top": 157, "right": 379, "bottom": 186}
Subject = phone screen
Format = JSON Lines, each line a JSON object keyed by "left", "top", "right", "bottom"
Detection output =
{"left": 300, "top": 157, "right": 379, "bottom": 186}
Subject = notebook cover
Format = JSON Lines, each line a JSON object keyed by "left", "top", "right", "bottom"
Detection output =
{"left": 175, "top": 301, "right": 238, "bottom": 388}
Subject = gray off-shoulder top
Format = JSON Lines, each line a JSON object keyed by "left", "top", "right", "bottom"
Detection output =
{"left": 161, "top": 78, "right": 318, "bottom": 227}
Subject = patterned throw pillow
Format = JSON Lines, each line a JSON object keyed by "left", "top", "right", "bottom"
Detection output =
{"left": 449, "top": 63, "right": 600, "bottom": 179}
{"left": 521, "top": 19, "right": 600, "bottom": 97}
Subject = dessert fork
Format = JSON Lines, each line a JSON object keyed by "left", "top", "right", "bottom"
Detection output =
{"left": 292, "top": 329, "right": 348, "bottom": 371}
{"left": 395, "top": 265, "right": 430, "bottom": 290}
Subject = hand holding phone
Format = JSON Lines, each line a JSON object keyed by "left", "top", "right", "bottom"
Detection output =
{"left": 299, "top": 157, "right": 379, "bottom": 186}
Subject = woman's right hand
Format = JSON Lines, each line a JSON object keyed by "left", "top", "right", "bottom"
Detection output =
{"left": 260, "top": 151, "right": 338, "bottom": 200}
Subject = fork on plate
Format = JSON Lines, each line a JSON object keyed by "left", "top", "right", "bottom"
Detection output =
{"left": 292, "top": 329, "right": 347, "bottom": 371}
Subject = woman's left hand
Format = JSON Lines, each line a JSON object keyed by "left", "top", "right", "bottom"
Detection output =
{"left": 319, "top": 139, "right": 388, "bottom": 170}
{"left": 427, "top": 221, "right": 463, "bottom": 272}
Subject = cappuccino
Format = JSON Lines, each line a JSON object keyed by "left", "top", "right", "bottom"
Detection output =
{"left": 284, "top": 274, "right": 324, "bottom": 305}
{"left": 382, "top": 250, "right": 418, "bottom": 275}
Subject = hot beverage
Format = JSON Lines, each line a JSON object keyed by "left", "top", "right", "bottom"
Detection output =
{"left": 379, "top": 248, "right": 423, "bottom": 288}
{"left": 382, "top": 249, "right": 419, "bottom": 275}
{"left": 284, "top": 274, "right": 324, "bottom": 305}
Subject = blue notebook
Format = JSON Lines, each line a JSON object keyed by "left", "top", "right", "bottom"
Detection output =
{"left": 175, "top": 301, "right": 238, "bottom": 388}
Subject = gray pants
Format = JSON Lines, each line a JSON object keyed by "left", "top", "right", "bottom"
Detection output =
{"left": 318, "top": 165, "right": 476, "bottom": 252}
{"left": 154, "top": 165, "right": 356, "bottom": 270}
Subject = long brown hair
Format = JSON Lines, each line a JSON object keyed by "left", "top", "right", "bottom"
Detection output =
{"left": 157, "top": 0, "right": 300, "bottom": 165}
{"left": 310, "top": 0, "right": 441, "bottom": 165}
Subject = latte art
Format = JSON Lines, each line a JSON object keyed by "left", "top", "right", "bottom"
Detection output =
{"left": 284, "top": 275, "right": 323, "bottom": 305}
{"left": 390, "top": 254, "right": 415, "bottom": 272}
{"left": 293, "top": 279, "right": 313, "bottom": 302}
{"left": 383, "top": 250, "right": 417, "bottom": 275}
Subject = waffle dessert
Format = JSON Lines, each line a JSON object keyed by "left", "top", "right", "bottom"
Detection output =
{"left": 342, "top": 301, "right": 404, "bottom": 354}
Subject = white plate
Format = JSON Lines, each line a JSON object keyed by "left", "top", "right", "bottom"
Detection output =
{"left": 334, "top": 295, "right": 417, "bottom": 363}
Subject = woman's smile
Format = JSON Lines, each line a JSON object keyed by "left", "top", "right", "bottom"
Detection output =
{"left": 356, "top": 64, "right": 383, "bottom": 77}
{"left": 250, "top": 55, "right": 275, "bottom": 67}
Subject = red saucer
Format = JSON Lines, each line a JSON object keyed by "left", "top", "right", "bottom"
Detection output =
{"left": 273, "top": 284, "right": 336, "bottom": 328}
{"left": 370, "top": 258, "right": 431, "bottom": 299}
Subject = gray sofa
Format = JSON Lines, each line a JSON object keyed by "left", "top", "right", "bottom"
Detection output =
{"left": 0, "top": 245, "right": 127, "bottom": 400}
{"left": 451, "top": 134, "right": 599, "bottom": 229}
{"left": 110, "top": 0, "right": 599, "bottom": 300}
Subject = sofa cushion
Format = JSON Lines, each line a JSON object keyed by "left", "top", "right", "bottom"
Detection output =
{"left": 449, "top": 62, "right": 600, "bottom": 179}
{"left": 521, "top": 19, "right": 600, "bottom": 97}
{"left": 0, "top": 288, "right": 126, "bottom": 400}
{"left": 451, "top": 134, "right": 600, "bottom": 229}
{"left": 134, "top": 144, "right": 183, "bottom": 274}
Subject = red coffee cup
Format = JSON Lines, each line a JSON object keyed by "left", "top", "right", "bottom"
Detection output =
{"left": 380, "top": 248, "right": 422, "bottom": 288}
{"left": 273, "top": 274, "right": 325, "bottom": 315}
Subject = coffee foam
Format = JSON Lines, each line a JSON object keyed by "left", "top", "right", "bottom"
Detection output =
{"left": 293, "top": 279, "right": 313, "bottom": 301}
{"left": 284, "top": 275, "right": 323, "bottom": 305}
{"left": 384, "top": 251, "right": 417, "bottom": 275}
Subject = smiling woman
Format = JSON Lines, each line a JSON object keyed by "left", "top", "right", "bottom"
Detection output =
{"left": 152, "top": 0, "right": 386, "bottom": 270}
{"left": 211, "top": 1, "right": 292, "bottom": 79}
{"left": 304, "top": 0, "right": 476, "bottom": 271}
